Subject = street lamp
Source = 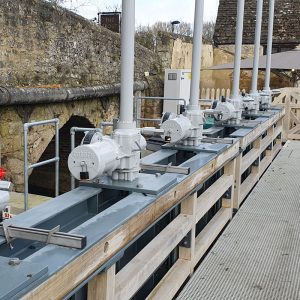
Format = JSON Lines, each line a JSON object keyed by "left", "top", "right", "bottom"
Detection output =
{"left": 171, "top": 20, "right": 181, "bottom": 33}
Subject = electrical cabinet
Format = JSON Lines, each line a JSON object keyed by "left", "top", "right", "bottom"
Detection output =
{"left": 163, "top": 69, "right": 191, "bottom": 113}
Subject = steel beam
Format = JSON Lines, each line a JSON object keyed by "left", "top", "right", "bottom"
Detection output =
{"left": 0, "top": 225, "right": 86, "bottom": 249}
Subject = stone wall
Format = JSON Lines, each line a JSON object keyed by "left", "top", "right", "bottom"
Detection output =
{"left": 0, "top": 0, "right": 165, "bottom": 192}
{"left": 0, "top": 95, "right": 120, "bottom": 192}
{"left": 0, "top": 0, "right": 162, "bottom": 88}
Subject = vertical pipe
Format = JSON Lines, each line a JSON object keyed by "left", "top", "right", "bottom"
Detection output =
{"left": 55, "top": 120, "right": 60, "bottom": 197}
{"left": 189, "top": 0, "right": 205, "bottom": 109}
{"left": 231, "top": 0, "right": 246, "bottom": 100}
{"left": 251, "top": 0, "right": 264, "bottom": 93}
{"left": 264, "top": 0, "right": 275, "bottom": 91}
{"left": 70, "top": 129, "right": 75, "bottom": 190}
{"left": 118, "top": 0, "right": 135, "bottom": 128}
{"left": 24, "top": 126, "right": 29, "bottom": 211}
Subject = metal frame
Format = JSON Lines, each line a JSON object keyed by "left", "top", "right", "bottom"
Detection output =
{"left": 24, "top": 119, "right": 60, "bottom": 211}
{"left": 70, "top": 127, "right": 103, "bottom": 190}
{"left": 134, "top": 96, "right": 187, "bottom": 127}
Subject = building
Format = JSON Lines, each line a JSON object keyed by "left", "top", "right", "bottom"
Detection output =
{"left": 214, "top": 0, "right": 300, "bottom": 53}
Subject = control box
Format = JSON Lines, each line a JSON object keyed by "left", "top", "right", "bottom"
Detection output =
{"left": 163, "top": 69, "right": 191, "bottom": 114}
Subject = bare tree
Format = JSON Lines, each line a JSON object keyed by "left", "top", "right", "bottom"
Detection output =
{"left": 46, "top": 0, "right": 89, "bottom": 12}
{"left": 136, "top": 21, "right": 194, "bottom": 51}
{"left": 104, "top": 3, "right": 121, "bottom": 12}
{"left": 203, "top": 21, "right": 215, "bottom": 45}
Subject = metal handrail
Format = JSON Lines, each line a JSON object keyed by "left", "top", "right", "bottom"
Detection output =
{"left": 70, "top": 127, "right": 103, "bottom": 190}
{"left": 134, "top": 96, "right": 187, "bottom": 127}
{"left": 24, "top": 119, "right": 60, "bottom": 211}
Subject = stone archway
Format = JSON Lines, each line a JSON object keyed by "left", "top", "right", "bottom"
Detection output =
{"left": 28, "top": 116, "right": 95, "bottom": 197}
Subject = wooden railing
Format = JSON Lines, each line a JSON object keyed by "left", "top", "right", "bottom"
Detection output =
{"left": 200, "top": 86, "right": 300, "bottom": 141}
{"left": 272, "top": 88, "right": 300, "bottom": 141}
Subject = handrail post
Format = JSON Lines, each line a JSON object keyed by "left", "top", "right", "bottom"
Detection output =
{"left": 23, "top": 119, "right": 60, "bottom": 211}
{"left": 24, "top": 125, "right": 29, "bottom": 211}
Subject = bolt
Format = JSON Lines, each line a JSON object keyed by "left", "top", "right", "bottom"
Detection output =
{"left": 9, "top": 258, "right": 20, "bottom": 266}
{"left": 155, "top": 173, "right": 161, "bottom": 177}
{"left": 136, "top": 184, "right": 143, "bottom": 188}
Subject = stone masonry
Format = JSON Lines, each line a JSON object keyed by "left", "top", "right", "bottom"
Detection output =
{"left": 0, "top": 0, "right": 164, "bottom": 192}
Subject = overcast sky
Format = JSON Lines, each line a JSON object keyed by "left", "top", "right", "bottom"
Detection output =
{"left": 66, "top": 0, "right": 220, "bottom": 25}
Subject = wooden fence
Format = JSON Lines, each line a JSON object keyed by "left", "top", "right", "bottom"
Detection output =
{"left": 272, "top": 88, "right": 300, "bottom": 141}
{"left": 200, "top": 88, "right": 231, "bottom": 100}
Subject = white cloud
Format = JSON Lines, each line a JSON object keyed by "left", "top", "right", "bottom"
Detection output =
{"left": 65, "top": 0, "right": 219, "bottom": 25}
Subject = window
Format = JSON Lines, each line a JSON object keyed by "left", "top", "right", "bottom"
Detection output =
{"left": 168, "top": 73, "right": 177, "bottom": 80}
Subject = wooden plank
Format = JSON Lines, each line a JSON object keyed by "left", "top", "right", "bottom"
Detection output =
{"left": 87, "top": 265, "right": 115, "bottom": 300}
{"left": 259, "top": 156, "right": 272, "bottom": 177}
{"left": 288, "top": 133, "right": 300, "bottom": 140}
{"left": 288, "top": 124, "right": 300, "bottom": 135}
{"left": 146, "top": 259, "right": 191, "bottom": 300}
{"left": 23, "top": 143, "right": 239, "bottom": 300}
{"left": 240, "top": 173, "right": 259, "bottom": 203}
{"left": 261, "top": 136, "right": 273, "bottom": 153}
{"left": 233, "top": 154, "right": 242, "bottom": 209}
{"left": 194, "top": 208, "right": 231, "bottom": 265}
{"left": 241, "top": 149, "right": 260, "bottom": 174}
{"left": 115, "top": 214, "right": 193, "bottom": 300}
{"left": 223, "top": 159, "right": 236, "bottom": 213}
{"left": 239, "top": 125, "right": 264, "bottom": 149}
{"left": 272, "top": 143, "right": 282, "bottom": 158}
{"left": 179, "top": 194, "right": 197, "bottom": 274}
{"left": 274, "top": 125, "right": 283, "bottom": 139}
{"left": 290, "top": 104, "right": 300, "bottom": 109}
{"left": 196, "top": 175, "right": 233, "bottom": 223}
{"left": 283, "top": 96, "right": 291, "bottom": 142}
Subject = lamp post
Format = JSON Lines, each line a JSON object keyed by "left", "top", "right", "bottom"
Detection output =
{"left": 171, "top": 20, "right": 180, "bottom": 33}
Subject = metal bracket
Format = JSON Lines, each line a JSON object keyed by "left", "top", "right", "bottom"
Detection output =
{"left": 180, "top": 231, "right": 192, "bottom": 248}
{"left": 140, "top": 163, "right": 190, "bottom": 175}
{"left": 201, "top": 137, "right": 235, "bottom": 145}
{"left": 0, "top": 224, "right": 87, "bottom": 249}
{"left": 46, "top": 225, "right": 60, "bottom": 244}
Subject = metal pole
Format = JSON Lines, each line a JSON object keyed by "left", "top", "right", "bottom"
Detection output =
{"left": 231, "top": 0, "right": 246, "bottom": 100}
{"left": 251, "top": 0, "right": 264, "bottom": 93}
{"left": 24, "top": 126, "right": 29, "bottom": 211}
{"left": 55, "top": 120, "right": 60, "bottom": 197}
{"left": 189, "top": 0, "right": 205, "bottom": 109}
{"left": 118, "top": 0, "right": 135, "bottom": 129}
{"left": 70, "top": 129, "right": 75, "bottom": 190}
{"left": 264, "top": 0, "right": 275, "bottom": 91}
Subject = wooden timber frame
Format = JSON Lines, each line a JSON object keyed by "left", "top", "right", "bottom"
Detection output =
{"left": 233, "top": 109, "right": 285, "bottom": 208}
{"left": 21, "top": 112, "right": 285, "bottom": 300}
{"left": 273, "top": 88, "right": 300, "bottom": 141}
{"left": 23, "top": 141, "right": 239, "bottom": 300}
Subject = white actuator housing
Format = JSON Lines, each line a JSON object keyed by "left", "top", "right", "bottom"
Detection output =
{"left": 161, "top": 115, "right": 192, "bottom": 143}
{"left": 215, "top": 101, "right": 238, "bottom": 121}
{"left": 68, "top": 136, "right": 121, "bottom": 181}
{"left": 68, "top": 130, "right": 146, "bottom": 182}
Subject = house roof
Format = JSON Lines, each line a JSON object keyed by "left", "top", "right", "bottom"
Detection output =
{"left": 208, "top": 50, "right": 300, "bottom": 70}
{"left": 213, "top": 0, "right": 300, "bottom": 46}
